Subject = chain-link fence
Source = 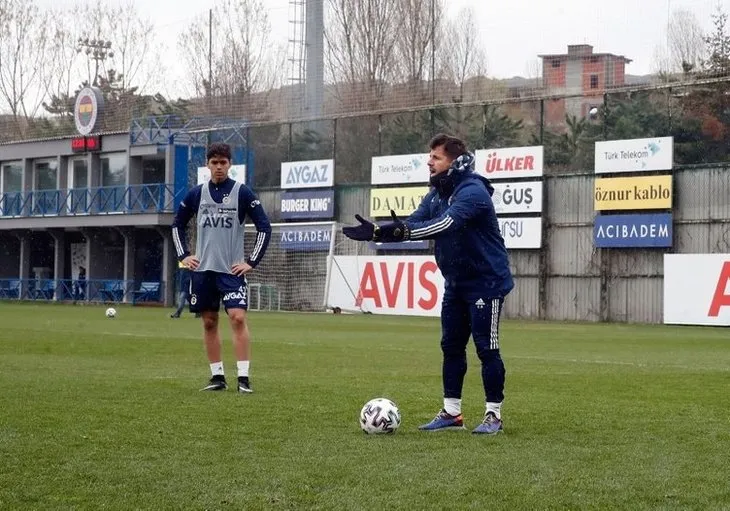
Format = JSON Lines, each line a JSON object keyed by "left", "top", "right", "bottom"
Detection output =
{"left": 237, "top": 79, "right": 730, "bottom": 187}
{"left": 236, "top": 79, "right": 730, "bottom": 324}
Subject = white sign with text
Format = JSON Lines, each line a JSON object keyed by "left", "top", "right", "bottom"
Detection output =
{"left": 197, "top": 165, "right": 246, "bottom": 185}
{"left": 498, "top": 217, "right": 542, "bottom": 249}
{"left": 491, "top": 181, "right": 543, "bottom": 214}
{"left": 595, "top": 137, "right": 673, "bottom": 173}
{"left": 280, "top": 159, "right": 335, "bottom": 189}
{"left": 371, "top": 154, "right": 430, "bottom": 185}
{"left": 663, "top": 254, "right": 730, "bottom": 326}
{"left": 474, "top": 146, "right": 544, "bottom": 180}
{"left": 327, "top": 256, "right": 444, "bottom": 316}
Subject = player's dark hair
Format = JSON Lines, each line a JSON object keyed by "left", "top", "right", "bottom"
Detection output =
{"left": 429, "top": 134, "right": 467, "bottom": 159}
{"left": 207, "top": 143, "right": 232, "bottom": 162}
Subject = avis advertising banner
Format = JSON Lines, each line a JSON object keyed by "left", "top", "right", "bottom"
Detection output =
{"left": 327, "top": 256, "right": 444, "bottom": 316}
{"left": 280, "top": 190, "right": 335, "bottom": 220}
{"left": 371, "top": 154, "right": 430, "bottom": 185}
{"left": 280, "top": 159, "right": 334, "bottom": 189}
{"left": 474, "top": 146, "right": 544, "bottom": 180}
{"left": 663, "top": 254, "right": 730, "bottom": 326}
{"left": 595, "top": 137, "right": 673, "bottom": 173}
{"left": 197, "top": 165, "right": 246, "bottom": 185}
{"left": 594, "top": 213, "right": 673, "bottom": 248}
{"left": 498, "top": 217, "right": 542, "bottom": 249}
{"left": 492, "top": 181, "right": 543, "bottom": 214}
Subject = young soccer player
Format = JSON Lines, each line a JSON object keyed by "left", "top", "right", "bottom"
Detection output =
{"left": 171, "top": 143, "right": 271, "bottom": 393}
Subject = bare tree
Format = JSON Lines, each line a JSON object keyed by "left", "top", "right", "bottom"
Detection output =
{"left": 104, "top": 1, "right": 159, "bottom": 93}
{"left": 441, "top": 7, "right": 487, "bottom": 102}
{"left": 0, "top": 0, "right": 49, "bottom": 136}
{"left": 324, "top": 0, "right": 403, "bottom": 109}
{"left": 43, "top": 1, "right": 160, "bottom": 102}
{"left": 178, "top": 0, "right": 286, "bottom": 118}
{"left": 524, "top": 59, "right": 543, "bottom": 88}
{"left": 652, "top": 44, "right": 673, "bottom": 78}
{"left": 41, "top": 9, "right": 86, "bottom": 119}
{"left": 176, "top": 16, "right": 210, "bottom": 97}
{"left": 178, "top": 0, "right": 284, "bottom": 112}
{"left": 396, "top": 0, "right": 443, "bottom": 84}
{"left": 668, "top": 9, "right": 705, "bottom": 74}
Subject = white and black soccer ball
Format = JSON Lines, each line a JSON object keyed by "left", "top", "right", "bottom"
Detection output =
{"left": 105, "top": 307, "right": 117, "bottom": 318}
{"left": 359, "top": 398, "right": 401, "bottom": 434}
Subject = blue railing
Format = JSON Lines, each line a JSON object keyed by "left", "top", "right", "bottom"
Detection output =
{"left": 0, "top": 278, "right": 165, "bottom": 304}
{"left": 130, "top": 115, "right": 249, "bottom": 146}
{"left": 130, "top": 115, "right": 186, "bottom": 146}
{"left": 0, "top": 183, "right": 182, "bottom": 217}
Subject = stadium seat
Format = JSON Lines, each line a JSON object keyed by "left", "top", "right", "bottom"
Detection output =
{"left": 100, "top": 280, "right": 125, "bottom": 302}
{"left": 0, "top": 280, "right": 20, "bottom": 299}
{"left": 133, "top": 281, "right": 160, "bottom": 303}
{"left": 32, "top": 279, "right": 55, "bottom": 300}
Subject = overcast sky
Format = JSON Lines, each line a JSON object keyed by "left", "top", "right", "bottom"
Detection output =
{"left": 34, "top": 0, "right": 730, "bottom": 97}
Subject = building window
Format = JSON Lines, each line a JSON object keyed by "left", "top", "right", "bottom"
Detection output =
{"left": 590, "top": 75, "right": 599, "bottom": 89}
{"left": 67, "top": 158, "right": 89, "bottom": 214}
{"left": 1, "top": 162, "right": 22, "bottom": 194}
{"left": 142, "top": 158, "right": 165, "bottom": 184}
{"left": 1, "top": 162, "right": 23, "bottom": 217}
{"left": 33, "top": 159, "right": 59, "bottom": 215}
{"left": 98, "top": 153, "right": 127, "bottom": 213}
{"left": 34, "top": 160, "right": 58, "bottom": 190}
{"left": 552, "top": 59, "right": 561, "bottom": 68}
{"left": 71, "top": 159, "right": 89, "bottom": 189}
{"left": 100, "top": 153, "right": 127, "bottom": 187}
{"left": 590, "top": 56, "right": 599, "bottom": 63}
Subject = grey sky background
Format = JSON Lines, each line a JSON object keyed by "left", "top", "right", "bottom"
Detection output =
{"left": 34, "top": 0, "right": 730, "bottom": 98}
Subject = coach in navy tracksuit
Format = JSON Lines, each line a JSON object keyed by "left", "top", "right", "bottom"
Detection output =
{"left": 343, "top": 134, "right": 513, "bottom": 435}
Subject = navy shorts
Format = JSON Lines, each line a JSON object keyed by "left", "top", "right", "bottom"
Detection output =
{"left": 189, "top": 271, "right": 248, "bottom": 313}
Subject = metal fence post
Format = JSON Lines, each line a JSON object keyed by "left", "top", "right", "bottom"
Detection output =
{"left": 538, "top": 99, "right": 548, "bottom": 320}
{"left": 599, "top": 92, "right": 611, "bottom": 322}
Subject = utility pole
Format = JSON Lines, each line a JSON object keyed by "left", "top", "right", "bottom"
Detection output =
{"left": 431, "top": 0, "right": 436, "bottom": 105}
{"left": 208, "top": 9, "right": 213, "bottom": 98}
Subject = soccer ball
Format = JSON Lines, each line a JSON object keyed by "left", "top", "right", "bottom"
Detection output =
{"left": 359, "top": 397, "right": 401, "bottom": 434}
{"left": 105, "top": 307, "right": 117, "bottom": 318}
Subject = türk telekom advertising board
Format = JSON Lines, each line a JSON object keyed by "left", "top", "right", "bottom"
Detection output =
{"left": 663, "top": 254, "right": 730, "bottom": 326}
{"left": 327, "top": 256, "right": 444, "bottom": 316}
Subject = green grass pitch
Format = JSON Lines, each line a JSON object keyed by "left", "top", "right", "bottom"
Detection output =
{"left": 0, "top": 302, "right": 728, "bottom": 510}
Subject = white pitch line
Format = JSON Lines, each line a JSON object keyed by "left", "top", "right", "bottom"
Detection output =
{"left": 510, "top": 355, "right": 730, "bottom": 372}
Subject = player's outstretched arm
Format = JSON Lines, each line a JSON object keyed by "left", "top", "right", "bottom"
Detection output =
{"left": 342, "top": 214, "right": 378, "bottom": 241}
{"left": 406, "top": 185, "right": 491, "bottom": 241}
{"left": 406, "top": 189, "right": 436, "bottom": 223}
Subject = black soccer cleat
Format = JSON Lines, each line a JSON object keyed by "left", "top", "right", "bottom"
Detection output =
{"left": 237, "top": 376, "right": 253, "bottom": 394}
{"left": 201, "top": 375, "right": 227, "bottom": 391}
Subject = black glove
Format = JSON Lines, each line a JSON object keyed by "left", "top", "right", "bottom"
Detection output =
{"left": 377, "top": 210, "right": 410, "bottom": 242}
{"left": 343, "top": 214, "right": 378, "bottom": 241}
